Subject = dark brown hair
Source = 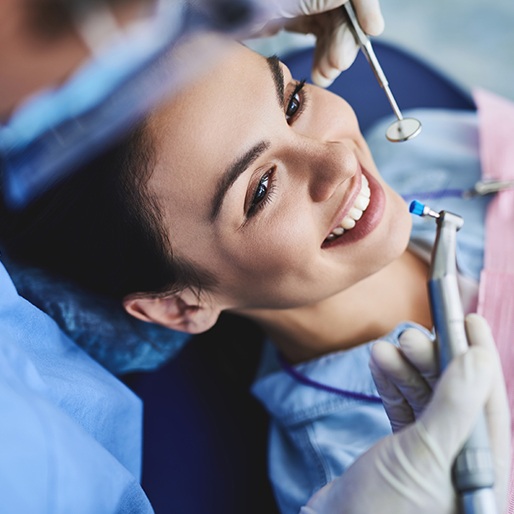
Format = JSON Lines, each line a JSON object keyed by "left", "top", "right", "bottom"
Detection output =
{"left": 0, "top": 122, "right": 217, "bottom": 300}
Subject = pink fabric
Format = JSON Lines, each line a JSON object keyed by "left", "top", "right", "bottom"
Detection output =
{"left": 474, "top": 87, "right": 514, "bottom": 513}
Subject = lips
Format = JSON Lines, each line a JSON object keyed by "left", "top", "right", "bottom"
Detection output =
{"left": 322, "top": 167, "right": 386, "bottom": 248}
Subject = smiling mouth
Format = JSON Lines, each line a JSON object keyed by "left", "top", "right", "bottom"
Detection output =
{"left": 324, "top": 174, "right": 371, "bottom": 243}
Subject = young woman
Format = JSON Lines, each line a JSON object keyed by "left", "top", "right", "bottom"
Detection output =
{"left": 0, "top": 33, "right": 509, "bottom": 513}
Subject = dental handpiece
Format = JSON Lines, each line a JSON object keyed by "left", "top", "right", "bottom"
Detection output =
{"left": 342, "top": 2, "right": 422, "bottom": 142}
{"left": 410, "top": 200, "right": 497, "bottom": 514}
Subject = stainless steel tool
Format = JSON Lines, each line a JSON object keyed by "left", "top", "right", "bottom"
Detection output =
{"left": 410, "top": 199, "right": 497, "bottom": 514}
{"left": 342, "top": 2, "right": 422, "bottom": 142}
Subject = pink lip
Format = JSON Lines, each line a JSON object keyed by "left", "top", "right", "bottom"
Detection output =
{"left": 322, "top": 167, "right": 386, "bottom": 248}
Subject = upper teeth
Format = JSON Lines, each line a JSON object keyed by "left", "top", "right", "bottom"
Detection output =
{"left": 326, "top": 175, "right": 371, "bottom": 241}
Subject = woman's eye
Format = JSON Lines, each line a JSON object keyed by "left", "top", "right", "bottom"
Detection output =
{"left": 247, "top": 169, "right": 276, "bottom": 218}
{"left": 286, "top": 92, "right": 301, "bottom": 121}
{"left": 251, "top": 173, "right": 269, "bottom": 208}
{"left": 286, "top": 79, "right": 306, "bottom": 123}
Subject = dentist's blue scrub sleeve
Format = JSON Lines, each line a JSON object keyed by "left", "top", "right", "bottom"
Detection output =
{"left": 0, "top": 260, "right": 154, "bottom": 513}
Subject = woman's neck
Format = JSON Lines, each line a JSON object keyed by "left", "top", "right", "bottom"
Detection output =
{"left": 243, "top": 249, "right": 432, "bottom": 364}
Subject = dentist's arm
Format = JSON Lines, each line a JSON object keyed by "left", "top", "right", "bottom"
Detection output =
{"left": 300, "top": 314, "right": 510, "bottom": 514}
{"left": 253, "top": 0, "right": 384, "bottom": 87}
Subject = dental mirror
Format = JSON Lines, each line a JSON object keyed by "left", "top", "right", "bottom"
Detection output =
{"left": 343, "top": 2, "right": 422, "bottom": 143}
{"left": 386, "top": 117, "right": 422, "bottom": 142}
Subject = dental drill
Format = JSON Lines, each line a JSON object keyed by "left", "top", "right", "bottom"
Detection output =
{"left": 342, "top": 2, "right": 422, "bottom": 142}
{"left": 409, "top": 200, "right": 497, "bottom": 514}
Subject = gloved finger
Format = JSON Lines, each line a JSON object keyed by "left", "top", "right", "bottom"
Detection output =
{"left": 370, "top": 341, "right": 432, "bottom": 429}
{"left": 465, "top": 313, "right": 497, "bottom": 352}
{"left": 303, "top": 320, "right": 509, "bottom": 514}
{"left": 369, "top": 346, "right": 414, "bottom": 432}
{"left": 277, "top": 0, "right": 384, "bottom": 33}
{"left": 419, "top": 345, "right": 496, "bottom": 462}
{"left": 311, "top": 19, "right": 359, "bottom": 87}
{"left": 382, "top": 346, "right": 498, "bottom": 506}
{"left": 350, "top": 0, "right": 385, "bottom": 36}
{"left": 270, "top": 0, "right": 347, "bottom": 18}
{"left": 279, "top": 12, "right": 350, "bottom": 87}
{"left": 309, "top": 0, "right": 384, "bottom": 86}
{"left": 465, "top": 313, "right": 511, "bottom": 513}
{"left": 398, "top": 328, "right": 440, "bottom": 388}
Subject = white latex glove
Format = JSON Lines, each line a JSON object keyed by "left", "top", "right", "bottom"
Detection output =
{"left": 254, "top": 0, "right": 384, "bottom": 87}
{"left": 300, "top": 314, "right": 510, "bottom": 514}
{"left": 370, "top": 326, "right": 440, "bottom": 432}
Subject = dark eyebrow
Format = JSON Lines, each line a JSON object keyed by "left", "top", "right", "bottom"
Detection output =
{"left": 210, "top": 140, "right": 270, "bottom": 221}
{"left": 209, "top": 56, "right": 284, "bottom": 221}
{"left": 266, "top": 54, "right": 285, "bottom": 107}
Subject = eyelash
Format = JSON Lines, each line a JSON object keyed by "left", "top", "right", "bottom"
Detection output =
{"left": 286, "top": 79, "right": 307, "bottom": 123}
{"left": 247, "top": 167, "right": 277, "bottom": 218}
{"left": 246, "top": 80, "right": 308, "bottom": 218}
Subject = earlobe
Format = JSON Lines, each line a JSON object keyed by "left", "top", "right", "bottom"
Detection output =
{"left": 123, "top": 290, "right": 221, "bottom": 334}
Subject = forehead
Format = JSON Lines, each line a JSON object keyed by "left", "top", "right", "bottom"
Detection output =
{"left": 145, "top": 41, "right": 277, "bottom": 215}
{"left": 150, "top": 41, "right": 272, "bottom": 152}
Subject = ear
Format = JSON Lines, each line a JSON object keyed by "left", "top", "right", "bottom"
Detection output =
{"left": 123, "top": 289, "right": 221, "bottom": 335}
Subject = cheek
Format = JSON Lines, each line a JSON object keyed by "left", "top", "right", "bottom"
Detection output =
{"left": 237, "top": 218, "right": 314, "bottom": 274}
{"left": 214, "top": 215, "right": 320, "bottom": 299}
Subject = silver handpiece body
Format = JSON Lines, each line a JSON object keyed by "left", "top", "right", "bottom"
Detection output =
{"left": 428, "top": 211, "right": 497, "bottom": 514}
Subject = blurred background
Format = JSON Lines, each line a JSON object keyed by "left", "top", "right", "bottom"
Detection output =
{"left": 246, "top": 0, "right": 514, "bottom": 101}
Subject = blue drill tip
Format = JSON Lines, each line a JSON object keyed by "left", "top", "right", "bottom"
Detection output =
{"left": 409, "top": 200, "right": 425, "bottom": 216}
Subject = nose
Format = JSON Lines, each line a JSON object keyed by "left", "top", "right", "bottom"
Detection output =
{"left": 292, "top": 138, "right": 357, "bottom": 203}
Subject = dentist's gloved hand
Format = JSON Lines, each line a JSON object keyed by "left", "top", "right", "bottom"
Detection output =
{"left": 300, "top": 314, "right": 510, "bottom": 514}
{"left": 255, "top": 0, "right": 384, "bottom": 87}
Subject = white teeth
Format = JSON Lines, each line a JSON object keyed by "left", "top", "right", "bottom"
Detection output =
{"left": 348, "top": 207, "right": 363, "bottom": 221}
{"left": 341, "top": 216, "right": 356, "bottom": 230}
{"left": 354, "top": 194, "right": 370, "bottom": 211}
{"left": 325, "top": 174, "right": 371, "bottom": 242}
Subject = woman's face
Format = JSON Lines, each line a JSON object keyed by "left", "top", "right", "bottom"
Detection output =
{"left": 146, "top": 38, "right": 412, "bottom": 311}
